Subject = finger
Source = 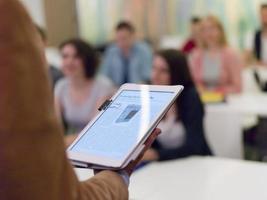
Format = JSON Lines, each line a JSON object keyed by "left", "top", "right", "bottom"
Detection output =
{"left": 143, "top": 128, "right": 161, "bottom": 147}
{"left": 137, "top": 130, "right": 161, "bottom": 162}
{"left": 153, "top": 128, "right": 161, "bottom": 136}
{"left": 124, "top": 128, "right": 161, "bottom": 175}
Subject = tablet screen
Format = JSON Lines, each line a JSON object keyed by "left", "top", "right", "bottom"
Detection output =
{"left": 71, "top": 89, "right": 175, "bottom": 160}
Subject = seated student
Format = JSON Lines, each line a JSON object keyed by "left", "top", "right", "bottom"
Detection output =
{"left": 190, "top": 15, "right": 243, "bottom": 95}
{"left": 254, "top": 4, "right": 267, "bottom": 65}
{"left": 181, "top": 17, "right": 202, "bottom": 55}
{"left": 54, "top": 39, "right": 115, "bottom": 145}
{"left": 250, "top": 4, "right": 267, "bottom": 92}
{"left": 100, "top": 21, "right": 153, "bottom": 86}
{"left": 142, "top": 49, "right": 212, "bottom": 161}
{"left": 36, "top": 25, "right": 63, "bottom": 88}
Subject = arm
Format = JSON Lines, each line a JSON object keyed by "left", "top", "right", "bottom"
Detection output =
{"left": 223, "top": 50, "right": 243, "bottom": 94}
{"left": 242, "top": 31, "right": 257, "bottom": 65}
{"left": 188, "top": 50, "right": 205, "bottom": 91}
{"left": 0, "top": 1, "right": 128, "bottom": 199}
{"left": 99, "top": 47, "right": 113, "bottom": 78}
{"left": 54, "top": 95, "right": 63, "bottom": 121}
{"left": 140, "top": 43, "right": 153, "bottom": 82}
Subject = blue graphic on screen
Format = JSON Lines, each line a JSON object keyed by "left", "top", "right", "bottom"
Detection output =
{"left": 116, "top": 104, "right": 141, "bottom": 123}
{"left": 71, "top": 90, "right": 175, "bottom": 160}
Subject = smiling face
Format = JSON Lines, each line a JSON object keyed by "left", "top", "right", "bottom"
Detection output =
{"left": 201, "top": 16, "right": 226, "bottom": 48}
{"left": 60, "top": 44, "right": 85, "bottom": 79}
{"left": 151, "top": 55, "right": 171, "bottom": 86}
{"left": 202, "top": 20, "right": 221, "bottom": 47}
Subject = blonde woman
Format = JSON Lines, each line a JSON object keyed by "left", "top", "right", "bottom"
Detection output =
{"left": 190, "top": 15, "right": 243, "bottom": 94}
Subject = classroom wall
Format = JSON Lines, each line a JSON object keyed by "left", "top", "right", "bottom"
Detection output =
{"left": 20, "top": 0, "right": 46, "bottom": 27}
{"left": 44, "top": 0, "right": 78, "bottom": 46}
{"left": 76, "top": 0, "right": 267, "bottom": 49}
{"left": 20, "top": 0, "right": 79, "bottom": 46}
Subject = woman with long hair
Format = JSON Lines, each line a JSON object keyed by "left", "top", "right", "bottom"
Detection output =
{"left": 142, "top": 49, "right": 212, "bottom": 161}
{"left": 190, "top": 15, "right": 243, "bottom": 95}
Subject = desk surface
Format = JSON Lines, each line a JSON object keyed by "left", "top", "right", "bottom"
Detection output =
{"left": 206, "top": 93, "right": 267, "bottom": 116}
{"left": 204, "top": 93, "right": 267, "bottom": 158}
{"left": 75, "top": 157, "right": 267, "bottom": 200}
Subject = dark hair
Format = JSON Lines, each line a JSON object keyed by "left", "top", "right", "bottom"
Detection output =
{"left": 156, "top": 49, "right": 194, "bottom": 87}
{"left": 191, "top": 17, "right": 201, "bottom": 24}
{"left": 116, "top": 21, "right": 135, "bottom": 33}
{"left": 261, "top": 4, "right": 267, "bottom": 10}
{"left": 59, "top": 39, "right": 99, "bottom": 79}
{"left": 35, "top": 25, "right": 47, "bottom": 42}
{"left": 156, "top": 49, "right": 195, "bottom": 121}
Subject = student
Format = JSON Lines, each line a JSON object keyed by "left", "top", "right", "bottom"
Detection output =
{"left": 0, "top": 1, "right": 160, "bottom": 199}
{"left": 249, "top": 4, "right": 267, "bottom": 92}
{"left": 254, "top": 4, "right": 267, "bottom": 65}
{"left": 190, "top": 15, "right": 243, "bottom": 95}
{"left": 142, "top": 49, "right": 212, "bottom": 161}
{"left": 54, "top": 39, "right": 115, "bottom": 145}
{"left": 181, "top": 17, "right": 202, "bottom": 54}
{"left": 36, "top": 25, "right": 63, "bottom": 88}
{"left": 100, "top": 21, "right": 153, "bottom": 86}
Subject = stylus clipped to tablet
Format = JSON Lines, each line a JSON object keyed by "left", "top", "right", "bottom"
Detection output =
{"left": 98, "top": 99, "right": 112, "bottom": 111}
{"left": 67, "top": 84, "right": 184, "bottom": 170}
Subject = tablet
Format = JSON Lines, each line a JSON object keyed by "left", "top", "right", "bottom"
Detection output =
{"left": 67, "top": 84, "right": 184, "bottom": 169}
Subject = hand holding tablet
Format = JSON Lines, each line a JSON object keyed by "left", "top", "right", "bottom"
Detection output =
{"left": 67, "top": 84, "right": 183, "bottom": 170}
{"left": 124, "top": 128, "right": 161, "bottom": 175}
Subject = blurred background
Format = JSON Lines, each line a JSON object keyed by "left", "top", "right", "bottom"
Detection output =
{"left": 22, "top": 0, "right": 265, "bottom": 47}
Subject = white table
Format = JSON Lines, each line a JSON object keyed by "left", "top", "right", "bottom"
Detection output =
{"left": 75, "top": 157, "right": 267, "bottom": 200}
{"left": 226, "top": 94, "right": 267, "bottom": 116}
{"left": 205, "top": 104, "right": 243, "bottom": 159}
{"left": 205, "top": 93, "right": 267, "bottom": 159}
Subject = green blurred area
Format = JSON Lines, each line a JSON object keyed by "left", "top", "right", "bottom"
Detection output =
{"left": 77, "top": 0, "right": 265, "bottom": 49}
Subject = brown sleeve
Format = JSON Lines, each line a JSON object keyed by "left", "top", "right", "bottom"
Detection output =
{"left": 0, "top": 1, "right": 128, "bottom": 200}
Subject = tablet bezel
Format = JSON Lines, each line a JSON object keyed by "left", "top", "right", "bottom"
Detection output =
{"left": 67, "top": 84, "right": 184, "bottom": 168}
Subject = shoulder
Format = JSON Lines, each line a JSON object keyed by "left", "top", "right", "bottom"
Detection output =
{"left": 54, "top": 78, "right": 68, "bottom": 97}
{"left": 95, "top": 75, "right": 116, "bottom": 95}
{"left": 222, "top": 46, "right": 239, "bottom": 56}
{"left": 49, "top": 66, "right": 61, "bottom": 74}
{"left": 188, "top": 48, "right": 203, "bottom": 69}
{"left": 49, "top": 66, "right": 63, "bottom": 79}
{"left": 134, "top": 41, "right": 152, "bottom": 53}
{"left": 95, "top": 76, "right": 113, "bottom": 87}
{"left": 181, "top": 86, "right": 200, "bottom": 102}
{"left": 180, "top": 86, "right": 203, "bottom": 112}
{"left": 191, "top": 48, "right": 203, "bottom": 56}
{"left": 222, "top": 47, "right": 243, "bottom": 63}
{"left": 55, "top": 78, "right": 68, "bottom": 89}
{"left": 255, "top": 29, "right": 262, "bottom": 37}
{"left": 105, "top": 44, "right": 119, "bottom": 55}
{"left": 179, "top": 86, "right": 204, "bottom": 119}
{"left": 189, "top": 48, "right": 203, "bottom": 61}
